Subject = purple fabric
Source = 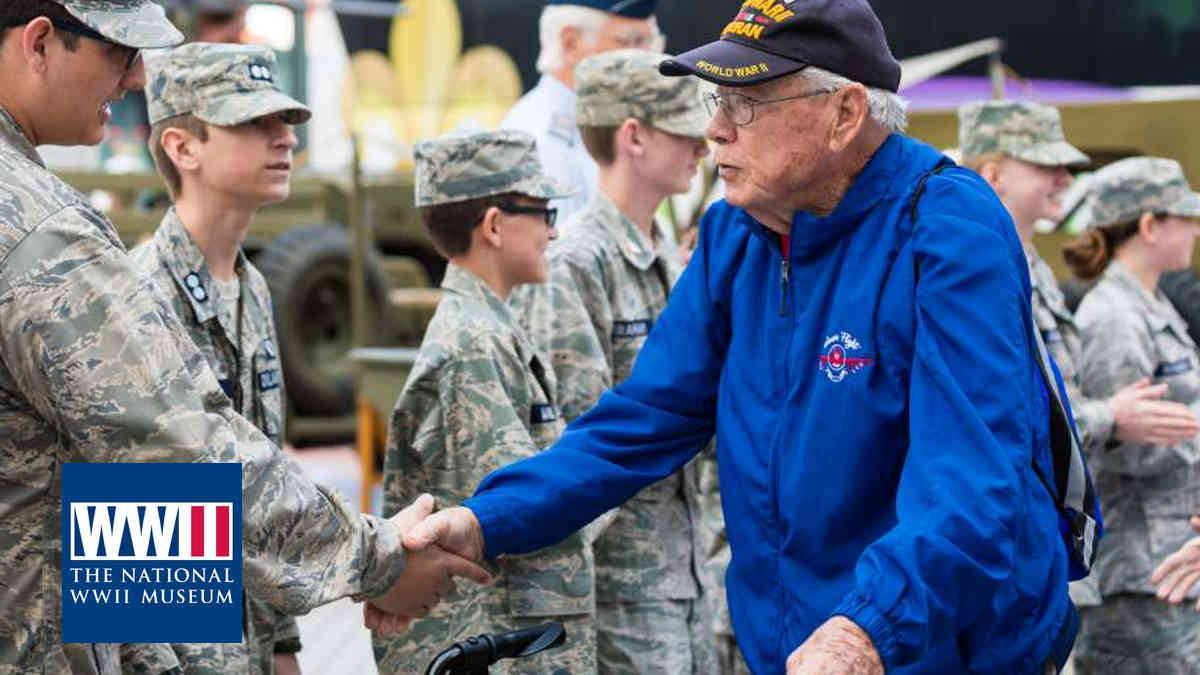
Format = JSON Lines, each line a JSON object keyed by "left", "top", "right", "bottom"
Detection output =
{"left": 901, "top": 75, "right": 1132, "bottom": 111}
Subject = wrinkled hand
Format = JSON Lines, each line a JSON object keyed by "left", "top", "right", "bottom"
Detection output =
{"left": 1151, "top": 515, "right": 1200, "bottom": 609}
{"left": 402, "top": 505, "right": 486, "bottom": 564}
{"left": 1111, "top": 378, "right": 1200, "bottom": 445}
{"left": 786, "top": 616, "right": 883, "bottom": 675}
{"left": 364, "top": 496, "right": 492, "bottom": 635}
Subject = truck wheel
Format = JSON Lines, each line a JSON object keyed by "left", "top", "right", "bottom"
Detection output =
{"left": 254, "top": 223, "right": 389, "bottom": 416}
{"left": 1160, "top": 269, "right": 1200, "bottom": 345}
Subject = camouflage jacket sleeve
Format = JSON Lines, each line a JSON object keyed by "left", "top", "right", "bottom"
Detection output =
{"left": 547, "top": 253, "right": 615, "bottom": 423}
{"left": 1078, "top": 309, "right": 1182, "bottom": 476}
{"left": 0, "top": 209, "right": 405, "bottom": 613}
{"left": 118, "top": 643, "right": 179, "bottom": 675}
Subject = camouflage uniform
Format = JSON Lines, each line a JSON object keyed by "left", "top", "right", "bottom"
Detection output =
{"left": 514, "top": 50, "right": 735, "bottom": 675}
{"left": 116, "top": 43, "right": 310, "bottom": 675}
{"left": 1071, "top": 158, "right": 1200, "bottom": 674}
{"left": 373, "top": 131, "right": 595, "bottom": 675}
{"left": 959, "top": 100, "right": 1103, "bottom": 607}
{"left": 0, "top": 9, "right": 405, "bottom": 674}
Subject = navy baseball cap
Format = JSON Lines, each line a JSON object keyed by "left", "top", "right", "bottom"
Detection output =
{"left": 659, "top": 0, "right": 901, "bottom": 91}
{"left": 545, "top": 0, "right": 656, "bottom": 19}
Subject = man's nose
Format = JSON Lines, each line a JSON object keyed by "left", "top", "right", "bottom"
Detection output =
{"left": 706, "top": 112, "right": 733, "bottom": 145}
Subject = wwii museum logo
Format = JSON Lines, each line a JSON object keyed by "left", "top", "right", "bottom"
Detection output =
{"left": 62, "top": 463, "right": 243, "bottom": 643}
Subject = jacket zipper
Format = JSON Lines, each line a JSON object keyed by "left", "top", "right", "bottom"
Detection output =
{"left": 779, "top": 257, "right": 790, "bottom": 316}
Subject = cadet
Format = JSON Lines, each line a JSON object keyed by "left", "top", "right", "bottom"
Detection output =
{"left": 957, "top": 101, "right": 1200, "bottom": 621}
{"left": 502, "top": 0, "right": 662, "bottom": 222}
{"left": 0, "top": 3, "right": 489, "bottom": 672}
{"left": 117, "top": 43, "right": 311, "bottom": 675}
{"left": 372, "top": 130, "right": 592, "bottom": 675}
{"left": 1066, "top": 157, "right": 1200, "bottom": 674}
{"left": 959, "top": 100, "right": 1198, "bottom": 454}
{"left": 512, "top": 49, "right": 736, "bottom": 675}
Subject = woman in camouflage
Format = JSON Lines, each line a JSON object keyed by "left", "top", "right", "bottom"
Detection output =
{"left": 1066, "top": 156, "right": 1200, "bottom": 674}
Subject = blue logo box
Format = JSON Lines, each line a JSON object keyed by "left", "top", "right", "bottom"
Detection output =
{"left": 62, "top": 463, "right": 243, "bottom": 643}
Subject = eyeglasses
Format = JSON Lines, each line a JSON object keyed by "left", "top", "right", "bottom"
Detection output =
{"left": 49, "top": 19, "right": 141, "bottom": 72}
{"left": 497, "top": 203, "right": 557, "bottom": 227}
{"left": 2, "top": 16, "right": 140, "bottom": 72}
{"left": 703, "top": 89, "right": 835, "bottom": 127}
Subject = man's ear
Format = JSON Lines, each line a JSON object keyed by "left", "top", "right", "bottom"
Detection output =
{"left": 978, "top": 161, "right": 1004, "bottom": 195}
{"left": 828, "top": 83, "right": 869, "bottom": 153}
{"left": 615, "top": 118, "right": 645, "bottom": 160}
{"left": 20, "top": 17, "right": 55, "bottom": 75}
{"left": 477, "top": 206, "right": 504, "bottom": 249}
{"left": 161, "top": 127, "right": 203, "bottom": 173}
{"left": 560, "top": 25, "right": 584, "bottom": 60}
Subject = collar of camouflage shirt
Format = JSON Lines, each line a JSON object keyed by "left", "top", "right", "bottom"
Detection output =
{"left": 156, "top": 207, "right": 249, "bottom": 327}
{"left": 0, "top": 105, "right": 43, "bottom": 166}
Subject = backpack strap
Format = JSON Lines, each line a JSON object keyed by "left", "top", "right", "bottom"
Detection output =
{"left": 907, "top": 161, "right": 1100, "bottom": 574}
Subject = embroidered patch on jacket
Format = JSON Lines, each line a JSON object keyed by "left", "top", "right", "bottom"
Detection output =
{"left": 819, "top": 331, "right": 874, "bottom": 383}
{"left": 612, "top": 320, "right": 652, "bottom": 338}
{"left": 257, "top": 369, "right": 280, "bottom": 392}
{"left": 1042, "top": 328, "right": 1064, "bottom": 345}
{"left": 1155, "top": 359, "right": 1194, "bottom": 378}
{"left": 530, "top": 404, "right": 559, "bottom": 425}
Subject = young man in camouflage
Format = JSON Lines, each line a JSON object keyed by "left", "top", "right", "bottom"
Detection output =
{"left": 117, "top": 42, "right": 312, "bottom": 675}
{"left": 0, "top": 3, "right": 489, "bottom": 672}
{"left": 958, "top": 100, "right": 1200, "bottom": 618}
{"left": 512, "top": 49, "right": 731, "bottom": 675}
{"left": 372, "top": 130, "right": 592, "bottom": 675}
{"left": 1066, "top": 157, "right": 1200, "bottom": 674}
{"left": 960, "top": 100, "right": 1198, "bottom": 457}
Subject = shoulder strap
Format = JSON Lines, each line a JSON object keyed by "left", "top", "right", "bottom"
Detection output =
{"left": 907, "top": 161, "right": 1101, "bottom": 575}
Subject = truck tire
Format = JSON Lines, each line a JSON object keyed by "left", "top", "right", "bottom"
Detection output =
{"left": 255, "top": 223, "right": 389, "bottom": 416}
{"left": 1160, "top": 269, "right": 1200, "bottom": 345}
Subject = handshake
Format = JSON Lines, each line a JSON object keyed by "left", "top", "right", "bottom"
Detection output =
{"left": 361, "top": 494, "right": 489, "bottom": 634}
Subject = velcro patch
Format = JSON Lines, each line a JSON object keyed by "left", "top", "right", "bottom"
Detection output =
{"left": 1155, "top": 359, "right": 1194, "bottom": 378}
{"left": 612, "top": 320, "right": 652, "bottom": 338}
{"left": 257, "top": 369, "right": 280, "bottom": 392}
{"left": 530, "top": 404, "right": 559, "bottom": 425}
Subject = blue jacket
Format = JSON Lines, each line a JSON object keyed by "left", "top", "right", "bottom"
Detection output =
{"left": 465, "top": 135, "right": 1075, "bottom": 674}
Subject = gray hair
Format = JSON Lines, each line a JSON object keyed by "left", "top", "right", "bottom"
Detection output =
{"left": 798, "top": 66, "right": 909, "bottom": 133}
{"left": 535, "top": 5, "right": 608, "bottom": 74}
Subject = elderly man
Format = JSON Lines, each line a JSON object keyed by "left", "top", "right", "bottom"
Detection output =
{"left": 502, "top": 0, "right": 663, "bottom": 221}
{"left": 0, "top": 2, "right": 487, "bottom": 672}
{"left": 407, "top": 1, "right": 1084, "bottom": 673}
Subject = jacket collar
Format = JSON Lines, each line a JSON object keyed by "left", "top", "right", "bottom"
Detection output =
{"left": 441, "top": 262, "right": 540, "bottom": 363}
{"left": 785, "top": 133, "right": 909, "bottom": 259}
{"left": 0, "top": 105, "right": 44, "bottom": 167}
{"left": 153, "top": 207, "right": 248, "bottom": 328}
{"left": 590, "top": 192, "right": 665, "bottom": 271}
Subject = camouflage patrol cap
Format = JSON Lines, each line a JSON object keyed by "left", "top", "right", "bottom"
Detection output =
{"left": 145, "top": 42, "right": 310, "bottom": 126}
{"left": 1079, "top": 157, "right": 1200, "bottom": 229}
{"left": 958, "top": 100, "right": 1089, "bottom": 167}
{"left": 50, "top": 0, "right": 184, "bottom": 49}
{"left": 576, "top": 49, "right": 709, "bottom": 139}
{"left": 414, "top": 130, "right": 574, "bottom": 207}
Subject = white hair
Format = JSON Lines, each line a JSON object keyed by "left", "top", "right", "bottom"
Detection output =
{"left": 798, "top": 66, "right": 909, "bottom": 133}
{"left": 535, "top": 5, "right": 609, "bottom": 74}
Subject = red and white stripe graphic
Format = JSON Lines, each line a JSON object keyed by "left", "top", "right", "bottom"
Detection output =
{"left": 70, "top": 502, "right": 233, "bottom": 561}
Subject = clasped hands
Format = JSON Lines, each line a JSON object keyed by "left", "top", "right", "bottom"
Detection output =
{"left": 362, "top": 498, "right": 489, "bottom": 634}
